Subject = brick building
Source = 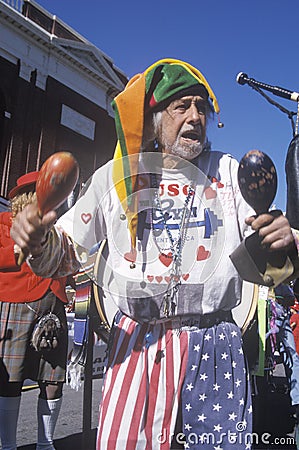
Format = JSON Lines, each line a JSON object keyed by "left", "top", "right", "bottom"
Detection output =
{"left": 0, "top": 0, "right": 127, "bottom": 198}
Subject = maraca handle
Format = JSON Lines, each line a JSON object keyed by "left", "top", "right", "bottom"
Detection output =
{"left": 17, "top": 251, "right": 25, "bottom": 266}
{"left": 255, "top": 209, "right": 287, "bottom": 270}
{"left": 17, "top": 209, "right": 42, "bottom": 266}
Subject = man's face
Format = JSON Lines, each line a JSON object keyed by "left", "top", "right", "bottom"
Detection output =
{"left": 157, "top": 95, "right": 208, "bottom": 160}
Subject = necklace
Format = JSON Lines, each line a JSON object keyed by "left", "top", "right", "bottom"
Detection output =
{"left": 150, "top": 173, "right": 195, "bottom": 316}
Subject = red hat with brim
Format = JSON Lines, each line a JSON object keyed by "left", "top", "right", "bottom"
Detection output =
{"left": 8, "top": 171, "right": 40, "bottom": 199}
{"left": 291, "top": 301, "right": 299, "bottom": 312}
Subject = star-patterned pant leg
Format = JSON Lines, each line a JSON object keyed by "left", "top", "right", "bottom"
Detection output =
{"left": 180, "top": 321, "right": 252, "bottom": 450}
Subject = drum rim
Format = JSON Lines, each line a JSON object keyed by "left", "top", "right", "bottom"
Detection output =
{"left": 239, "top": 282, "right": 259, "bottom": 334}
{"left": 93, "top": 240, "right": 111, "bottom": 342}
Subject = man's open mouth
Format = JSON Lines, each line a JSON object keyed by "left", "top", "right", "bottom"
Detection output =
{"left": 181, "top": 131, "right": 201, "bottom": 142}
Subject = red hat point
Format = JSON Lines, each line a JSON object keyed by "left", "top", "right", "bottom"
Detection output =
{"left": 9, "top": 171, "right": 40, "bottom": 199}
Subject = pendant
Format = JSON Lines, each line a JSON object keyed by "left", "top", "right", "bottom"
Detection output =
{"left": 163, "top": 292, "right": 171, "bottom": 317}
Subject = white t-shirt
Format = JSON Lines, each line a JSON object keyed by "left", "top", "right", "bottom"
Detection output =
{"left": 58, "top": 150, "right": 254, "bottom": 322}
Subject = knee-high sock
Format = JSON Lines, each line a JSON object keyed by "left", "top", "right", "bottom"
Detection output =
{"left": 0, "top": 396, "right": 21, "bottom": 450}
{"left": 36, "top": 397, "right": 62, "bottom": 450}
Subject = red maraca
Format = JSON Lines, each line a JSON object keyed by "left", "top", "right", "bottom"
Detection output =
{"left": 36, "top": 151, "right": 79, "bottom": 214}
{"left": 18, "top": 152, "right": 79, "bottom": 265}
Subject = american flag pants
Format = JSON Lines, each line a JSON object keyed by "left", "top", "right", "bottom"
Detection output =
{"left": 97, "top": 313, "right": 252, "bottom": 450}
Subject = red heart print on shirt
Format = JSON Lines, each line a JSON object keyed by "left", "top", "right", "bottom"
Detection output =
{"left": 159, "top": 252, "right": 173, "bottom": 267}
{"left": 81, "top": 213, "right": 92, "bottom": 224}
{"left": 204, "top": 187, "right": 217, "bottom": 200}
{"left": 197, "top": 245, "right": 210, "bottom": 261}
{"left": 124, "top": 248, "right": 137, "bottom": 263}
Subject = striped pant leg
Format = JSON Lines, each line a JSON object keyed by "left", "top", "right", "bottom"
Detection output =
{"left": 97, "top": 316, "right": 189, "bottom": 450}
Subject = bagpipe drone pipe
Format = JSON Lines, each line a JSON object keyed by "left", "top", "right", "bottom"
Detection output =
{"left": 286, "top": 134, "right": 299, "bottom": 231}
{"left": 236, "top": 72, "right": 299, "bottom": 230}
{"left": 285, "top": 134, "right": 299, "bottom": 295}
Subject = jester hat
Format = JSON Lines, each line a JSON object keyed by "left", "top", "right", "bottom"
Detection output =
{"left": 112, "top": 58, "right": 221, "bottom": 250}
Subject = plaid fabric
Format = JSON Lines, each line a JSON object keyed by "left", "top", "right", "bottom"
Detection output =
{"left": 0, "top": 291, "right": 67, "bottom": 383}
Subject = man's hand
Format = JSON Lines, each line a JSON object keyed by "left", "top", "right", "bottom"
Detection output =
{"left": 10, "top": 199, "right": 57, "bottom": 259}
{"left": 245, "top": 213, "right": 294, "bottom": 251}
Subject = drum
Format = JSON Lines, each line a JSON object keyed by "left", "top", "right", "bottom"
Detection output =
{"left": 232, "top": 281, "right": 258, "bottom": 334}
{"left": 92, "top": 240, "right": 258, "bottom": 342}
{"left": 92, "top": 240, "right": 118, "bottom": 343}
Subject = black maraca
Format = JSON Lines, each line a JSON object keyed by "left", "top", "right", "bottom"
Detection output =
{"left": 238, "top": 149, "right": 277, "bottom": 215}
{"left": 238, "top": 149, "right": 286, "bottom": 273}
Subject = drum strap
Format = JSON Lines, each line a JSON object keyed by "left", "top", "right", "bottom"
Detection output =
{"left": 253, "top": 285, "right": 269, "bottom": 376}
{"left": 67, "top": 264, "right": 93, "bottom": 390}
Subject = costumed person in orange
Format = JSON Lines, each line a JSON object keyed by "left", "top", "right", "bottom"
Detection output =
{"left": 290, "top": 280, "right": 299, "bottom": 355}
{"left": 0, "top": 172, "right": 69, "bottom": 450}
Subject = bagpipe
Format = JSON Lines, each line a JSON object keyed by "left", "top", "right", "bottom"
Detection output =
{"left": 236, "top": 72, "right": 299, "bottom": 231}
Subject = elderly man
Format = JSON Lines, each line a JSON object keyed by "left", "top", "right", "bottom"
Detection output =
{"left": 11, "top": 59, "right": 298, "bottom": 449}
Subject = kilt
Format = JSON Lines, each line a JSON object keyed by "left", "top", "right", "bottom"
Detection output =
{"left": 0, "top": 291, "right": 67, "bottom": 383}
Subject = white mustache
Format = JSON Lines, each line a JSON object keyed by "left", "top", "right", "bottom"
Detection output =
{"left": 179, "top": 125, "right": 202, "bottom": 139}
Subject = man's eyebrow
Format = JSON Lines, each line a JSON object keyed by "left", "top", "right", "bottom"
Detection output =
{"left": 171, "top": 98, "right": 192, "bottom": 106}
{"left": 174, "top": 97, "right": 206, "bottom": 103}
{"left": 171, "top": 98, "right": 207, "bottom": 109}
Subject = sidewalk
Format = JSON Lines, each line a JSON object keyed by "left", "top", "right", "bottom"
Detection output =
{"left": 17, "top": 378, "right": 103, "bottom": 450}
{"left": 252, "top": 366, "right": 297, "bottom": 449}
{"left": 14, "top": 365, "right": 297, "bottom": 450}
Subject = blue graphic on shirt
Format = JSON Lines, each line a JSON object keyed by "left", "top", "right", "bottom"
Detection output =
{"left": 137, "top": 205, "right": 223, "bottom": 240}
{"left": 153, "top": 208, "right": 222, "bottom": 239}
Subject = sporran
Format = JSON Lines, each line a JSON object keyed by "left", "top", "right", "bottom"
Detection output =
{"left": 27, "top": 303, "right": 62, "bottom": 352}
